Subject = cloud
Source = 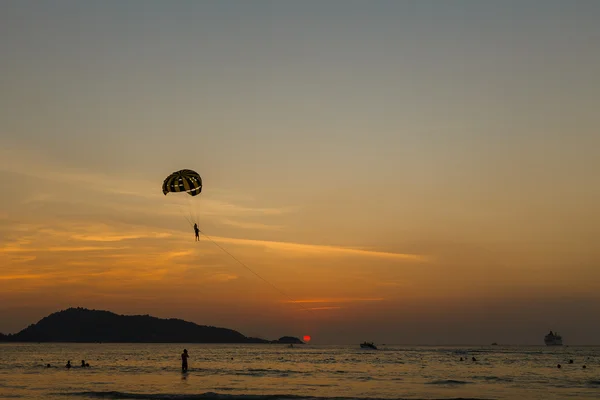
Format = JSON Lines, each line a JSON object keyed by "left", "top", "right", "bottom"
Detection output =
{"left": 284, "top": 297, "right": 385, "bottom": 304}
{"left": 1, "top": 151, "right": 294, "bottom": 222}
{"left": 0, "top": 274, "right": 47, "bottom": 281}
{"left": 0, "top": 245, "right": 129, "bottom": 253}
{"left": 209, "top": 273, "right": 238, "bottom": 282}
{"left": 219, "top": 218, "right": 284, "bottom": 231}
{"left": 6, "top": 255, "right": 37, "bottom": 263}
{"left": 21, "top": 193, "right": 59, "bottom": 205}
{"left": 203, "top": 235, "right": 429, "bottom": 261}
{"left": 161, "top": 250, "right": 194, "bottom": 260}
{"left": 199, "top": 200, "right": 295, "bottom": 218}
{"left": 374, "top": 281, "right": 412, "bottom": 288}
{"left": 284, "top": 298, "right": 385, "bottom": 312}
{"left": 71, "top": 232, "right": 172, "bottom": 242}
{"left": 0, "top": 148, "right": 157, "bottom": 199}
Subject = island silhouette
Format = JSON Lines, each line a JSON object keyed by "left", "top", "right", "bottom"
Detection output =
{"left": 0, "top": 307, "right": 304, "bottom": 344}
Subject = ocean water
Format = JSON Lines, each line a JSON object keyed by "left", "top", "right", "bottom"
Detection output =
{"left": 0, "top": 343, "right": 599, "bottom": 400}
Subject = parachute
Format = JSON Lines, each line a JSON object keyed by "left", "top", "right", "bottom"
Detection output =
{"left": 162, "top": 169, "right": 202, "bottom": 196}
{"left": 162, "top": 169, "right": 203, "bottom": 227}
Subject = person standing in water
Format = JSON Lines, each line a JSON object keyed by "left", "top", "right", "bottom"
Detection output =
{"left": 193, "top": 224, "right": 200, "bottom": 241}
{"left": 181, "top": 349, "right": 189, "bottom": 372}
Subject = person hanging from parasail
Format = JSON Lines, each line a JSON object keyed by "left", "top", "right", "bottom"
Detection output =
{"left": 194, "top": 223, "right": 200, "bottom": 241}
{"left": 162, "top": 169, "right": 203, "bottom": 240}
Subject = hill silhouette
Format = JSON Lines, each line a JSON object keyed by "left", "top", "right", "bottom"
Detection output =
{"left": 0, "top": 308, "right": 304, "bottom": 344}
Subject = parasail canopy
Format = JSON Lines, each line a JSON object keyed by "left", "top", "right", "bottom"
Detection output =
{"left": 162, "top": 169, "right": 202, "bottom": 196}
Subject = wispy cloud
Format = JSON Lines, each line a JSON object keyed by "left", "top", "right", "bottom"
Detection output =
{"left": 0, "top": 274, "right": 47, "bottom": 281}
{"left": 161, "top": 250, "right": 194, "bottom": 260}
{"left": 286, "top": 298, "right": 384, "bottom": 312}
{"left": 204, "top": 235, "right": 428, "bottom": 261}
{"left": 71, "top": 232, "right": 172, "bottom": 242}
{"left": 374, "top": 281, "right": 411, "bottom": 288}
{"left": 1, "top": 150, "right": 295, "bottom": 221}
{"left": 0, "top": 149, "right": 157, "bottom": 199}
{"left": 300, "top": 306, "right": 343, "bottom": 311}
{"left": 199, "top": 200, "right": 295, "bottom": 218}
{"left": 219, "top": 218, "right": 284, "bottom": 231}
{"left": 48, "top": 246, "right": 130, "bottom": 252}
{"left": 6, "top": 255, "right": 37, "bottom": 263}
{"left": 209, "top": 273, "right": 238, "bottom": 282}
{"left": 284, "top": 298, "right": 385, "bottom": 304}
{"left": 1, "top": 245, "right": 129, "bottom": 253}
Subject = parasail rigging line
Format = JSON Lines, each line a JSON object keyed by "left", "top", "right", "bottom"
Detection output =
{"left": 199, "top": 230, "right": 319, "bottom": 318}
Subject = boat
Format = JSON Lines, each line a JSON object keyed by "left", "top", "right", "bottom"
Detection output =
{"left": 360, "top": 342, "right": 377, "bottom": 350}
{"left": 544, "top": 331, "right": 563, "bottom": 346}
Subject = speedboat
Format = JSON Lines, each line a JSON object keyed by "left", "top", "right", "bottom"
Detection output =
{"left": 360, "top": 342, "right": 377, "bottom": 350}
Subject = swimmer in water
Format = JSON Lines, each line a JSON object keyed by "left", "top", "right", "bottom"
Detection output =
{"left": 181, "top": 349, "right": 189, "bottom": 372}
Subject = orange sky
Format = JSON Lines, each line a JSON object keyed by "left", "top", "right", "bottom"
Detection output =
{"left": 1, "top": 1, "right": 599, "bottom": 344}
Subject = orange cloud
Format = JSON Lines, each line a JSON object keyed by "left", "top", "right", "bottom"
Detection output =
{"left": 5, "top": 255, "right": 37, "bottom": 263}
{"left": 300, "top": 306, "right": 343, "bottom": 311}
{"left": 284, "top": 297, "right": 385, "bottom": 304}
{"left": 219, "top": 218, "right": 284, "bottom": 231}
{"left": 203, "top": 235, "right": 428, "bottom": 261}
{"left": 0, "top": 274, "right": 47, "bottom": 281}
{"left": 71, "top": 232, "right": 171, "bottom": 242}
{"left": 161, "top": 250, "right": 194, "bottom": 259}
{"left": 0, "top": 245, "right": 129, "bottom": 253}
{"left": 209, "top": 273, "right": 238, "bottom": 282}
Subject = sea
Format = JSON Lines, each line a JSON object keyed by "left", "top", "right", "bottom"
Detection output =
{"left": 1, "top": 343, "right": 599, "bottom": 400}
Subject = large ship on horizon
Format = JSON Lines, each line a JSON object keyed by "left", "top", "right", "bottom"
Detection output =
{"left": 544, "top": 331, "right": 563, "bottom": 346}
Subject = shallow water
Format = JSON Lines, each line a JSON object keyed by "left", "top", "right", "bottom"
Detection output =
{"left": 0, "top": 343, "right": 598, "bottom": 399}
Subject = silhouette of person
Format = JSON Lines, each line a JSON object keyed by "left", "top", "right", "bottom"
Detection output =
{"left": 181, "top": 349, "right": 189, "bottom": 372}
{"left": 194, "top": 224, "right": 200, "bottom": 241}
{"left": 66, "top": 360, "right": 71, "bottom": 369}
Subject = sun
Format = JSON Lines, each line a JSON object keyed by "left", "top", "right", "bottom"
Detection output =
{"left": 303, "top": 335, "right": 311, "bottom": 342}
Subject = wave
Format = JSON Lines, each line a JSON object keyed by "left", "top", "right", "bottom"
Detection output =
{"left": 232, "top": 368, "right": 303, "bottom": 378}
{"left": 426, "top": 380, "right": 471, "bottom": 385}
{"left": 60, "top": 391, "right": 490, "bottom": 400}
{"left": 0, "top": 383, "right": 28, "bottom": 389}
{"left": 472, "top": 376, "right": 514, "bottom": 383}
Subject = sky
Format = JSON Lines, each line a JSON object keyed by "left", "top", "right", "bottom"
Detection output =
{"left": 1, "top": 0, "right": 599, "bottom": 345}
